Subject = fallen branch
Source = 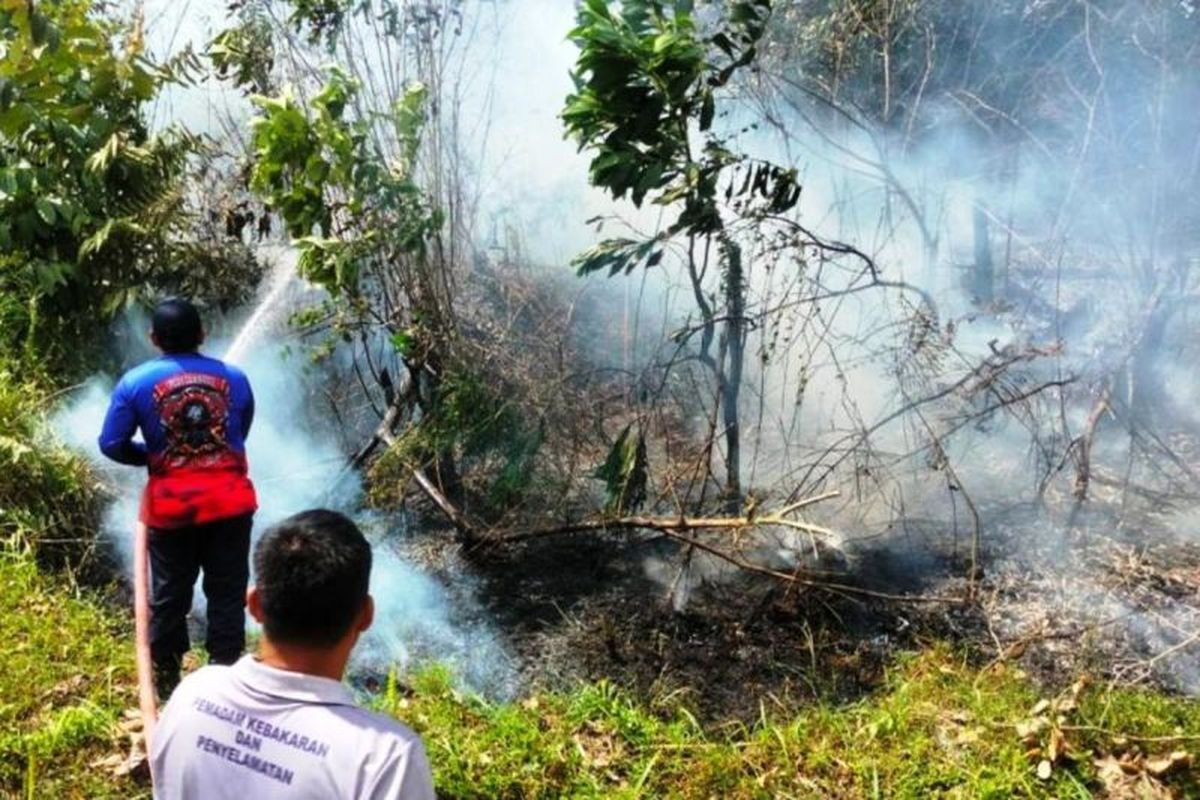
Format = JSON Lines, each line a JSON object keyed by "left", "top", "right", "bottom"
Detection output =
{"left": 350, "top": 367, "right": 417, "bottom": 468}
{"left": 499, "top": 490, "right": 843, "bottom": 544}
{"left": 359, "top": 438, "right": 959, "bottom": 603}
{"left": 1112, "top": 629, "right": 1200, "bottom": 686}
{"left": 485, "top": 491, "right": 958, "bottom": 603}
{"left": 410, "top": 467, "right": 480, "bottom": 543}
{"left": 645, "top": 525, "right": 963, "bottom": 604}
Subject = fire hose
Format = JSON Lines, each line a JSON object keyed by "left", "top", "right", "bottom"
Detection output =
{"left": 133, "top": 520, "right": 157, "bottom": 750}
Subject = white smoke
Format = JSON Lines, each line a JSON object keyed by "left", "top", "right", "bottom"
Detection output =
{"left": 54, "top": 248, "right": 514, "bottom": 695}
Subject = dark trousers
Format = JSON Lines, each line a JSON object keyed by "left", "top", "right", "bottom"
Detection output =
{"left": 148, "top": 513, "right": 252, "bottom": 677}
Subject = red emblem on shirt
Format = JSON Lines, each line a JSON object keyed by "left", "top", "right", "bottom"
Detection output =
{"left": 143, "top": 372, "right": 257, "bottom": 528}
{"left": 153, "top": 373, "right": 234, "bottom": 471}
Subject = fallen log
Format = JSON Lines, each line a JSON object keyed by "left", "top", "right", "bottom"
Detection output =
{"left": 410, "top": 467, "right": 480, "bottom": 542}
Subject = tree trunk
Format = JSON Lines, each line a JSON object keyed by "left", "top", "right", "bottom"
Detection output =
{"left": 719, "top": 238, "right": 745, "bottom": 511}
{"left": 972, "top": 203, "right": 994, "bottom": 303}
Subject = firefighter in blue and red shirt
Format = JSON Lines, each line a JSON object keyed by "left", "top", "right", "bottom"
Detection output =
{"left": 99, "top": 298, "right": 258, "bottom": 699}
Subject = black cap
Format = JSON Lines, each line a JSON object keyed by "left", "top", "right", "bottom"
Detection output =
{"left": 151, "top": 298, "right": 203, "bottom": 352}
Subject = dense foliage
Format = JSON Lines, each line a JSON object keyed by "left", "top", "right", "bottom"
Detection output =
{"left": 249, "top": 70, "right": 439, "bottom": 296}
{"left": 0, "top": 0, "right": 261, "bottom": 371}
{"left": 218, "top": 0, "right": 556, "bottom": 524}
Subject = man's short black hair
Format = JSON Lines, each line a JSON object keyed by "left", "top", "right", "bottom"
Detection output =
{"left": 152, "top": 298, "right": 203, "bottom": 353}
{"left": 253, "top": 509, "right": 372, "bottom": 647}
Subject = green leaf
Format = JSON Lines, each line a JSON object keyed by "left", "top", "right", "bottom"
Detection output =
{"left": 584, "top": 0, "right": 612, "bottom": 21}
{"left": 29, "top": 11, "right": 52, "bottom": 47}
{"left": 389, "top": 329, "right": 415, "bottom": 356}
{"left": 593, "top": 422, "right": 648, "bottom": 514}
{"left": 78, "top": 219, "right": 115, "bottom": 260}
{"left": 699, "top": 89, "right": 715, "bottom": 131}
{"left": 34, "top": 198, "right": 56, "bottom": 225}
{"left": 0, "top": 435, "right": 33, "bottom": 464}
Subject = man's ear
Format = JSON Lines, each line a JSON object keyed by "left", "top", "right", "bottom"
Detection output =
{"left": 357, "top": 595, "right": 375, "bottom": 633}
{"left": 198, "top": 327, "right": 207, "bottom": 347}
{"left": 246, "top": 586, "right": 264, "bottom": 624}
{"left": 149, "top": 330, "right": 161, "bottom": 349}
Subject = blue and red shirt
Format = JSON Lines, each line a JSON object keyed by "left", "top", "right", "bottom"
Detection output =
{"left": 99, "top": 352, "right": 258, "bottom": 529}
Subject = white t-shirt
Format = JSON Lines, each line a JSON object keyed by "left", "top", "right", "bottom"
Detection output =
{"left": 150, "top": 656, "right": 436, "bottom": 800}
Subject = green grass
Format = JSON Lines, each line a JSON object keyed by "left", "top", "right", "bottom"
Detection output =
{"left": 0, "top": 553, "right": 141, "bottom": 799}
{"left": 0, "top": 365, "right": 141, "bottom": 798}
{"left": 382, "top": 651, "right": 1200, "bottom": 799}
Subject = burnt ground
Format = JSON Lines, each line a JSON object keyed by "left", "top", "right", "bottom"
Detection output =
{"left": 401, "top": 525, "right": 984, "bottom": 721}
{"left": 396, "top": 497, "right": 1200, "bottom": 723}
{"left": 975, "top": 502, "right": 1200, "bottom": 693}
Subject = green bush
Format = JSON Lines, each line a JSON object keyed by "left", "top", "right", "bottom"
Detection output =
{"left": 367, "top": 367, "right": 542, "bottom": 517}
{"left": 0, "top": 367, "right": 104, "bottom": 575}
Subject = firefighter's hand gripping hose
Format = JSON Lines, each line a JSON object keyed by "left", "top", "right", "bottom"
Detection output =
{"left": 134, "top": 521, "right": 157, "bottom": 751}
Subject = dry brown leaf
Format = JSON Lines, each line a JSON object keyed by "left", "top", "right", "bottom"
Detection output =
{"left": 1095, "top": 754, "right": 1179, "bottom": 800}
{"left": 88, "top": 753, "right": 126, "bottom": 771}
{"left": 1004, "top": 640, "right": 1028, "bottom": 660}
{"left": 112, "top": 752, "right": 148, "bottom": 779}
{"left": 89, "top": 749, "right": 147, "bottom": 780}
{"left": 119, "top": 712, "right": 144, "bottom": 734}
{"left": 1016, "top": 717, "right": 1048, "bottom": 744}
{"left": 1145, "top": 751, "right": 1193, "bottom": 778}
{"left": 573, "top": 722, "right": 623, "bottom": 769}
{"left": 45, "top": 674, "right": 87, "bottom": 699}
{"left": 1047, "top": 728, "right": 1066, "bottom": 764}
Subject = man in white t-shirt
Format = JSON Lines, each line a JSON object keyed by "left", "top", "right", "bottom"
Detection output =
{"left": 150, "top": 509, "right": 436, "bottom": 799}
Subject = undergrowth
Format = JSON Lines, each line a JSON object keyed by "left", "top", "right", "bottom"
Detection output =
{"left": 0, "top": 366, "right": 140, "bottom": 799}
{"left": 0, "top": 553, "right": 139, "bottom": 800}
{"left": 0, "top": 370, "right": 106, "bottom": 579}
{"left": 0, "top": 364, "right": 1195, "bottom": 798}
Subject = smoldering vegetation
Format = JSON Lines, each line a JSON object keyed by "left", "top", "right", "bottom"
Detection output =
{"left": 733, "top": 0, "right": 1200, "bottom": 693}
{"left": 54, "top": 0, "right": 1200, "bottom": 712}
